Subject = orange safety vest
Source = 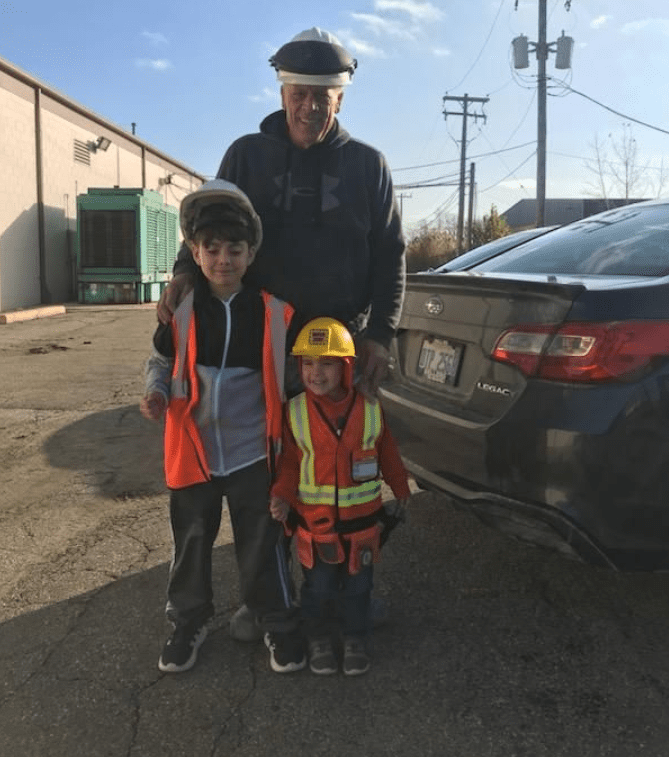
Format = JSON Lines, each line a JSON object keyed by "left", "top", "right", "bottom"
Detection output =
{"left": 286, "top": 391, "right": 384, "bottom": 573}
{"left": 164, "top": 289, "right": 293, "bottom": 489}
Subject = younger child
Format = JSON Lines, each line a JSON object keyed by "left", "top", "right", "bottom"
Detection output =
{"left": 141, "top": 179, "right": 304, "bottom": 674}
{"left": 270, "top": 317, "right": 411, "bottom": 676}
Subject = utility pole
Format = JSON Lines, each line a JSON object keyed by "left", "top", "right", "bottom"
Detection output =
{"left": 512, "top": 1, "right": 573, "bottom": 227}
{"left": 467, "top": 162, "right": 476, "bottom": 251}
{"left": 443, "top": 94, "right": 488, "bottom": 253}
{"left": 536, "top": 0, "right": 547, "bottom": 228}
{"left": 397, "top": 192, "right": 412, "bottom": 222}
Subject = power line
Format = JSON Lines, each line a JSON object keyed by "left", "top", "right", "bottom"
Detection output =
{"left": 447, "top": 0, "right": 507, "bottom": 92}
{"left": 479, "top": 131, "right": 532, "bottom": 198}
{"left": 549, "top": 149, "right": 668, "bottom": 173}
{"left": 551, "top": 81, "right": 669, "bottom": 136}
{"left": 392, "top": 141, "right": 535, "bottom": 172}
{"left": 410, "top": 189, "right": 460, "bottom": 231}
{"left": 479, "top": 150, "right": 537, "bottom": 194}
{"left": 501, "top": 90, "right": 536, "bottom": 149}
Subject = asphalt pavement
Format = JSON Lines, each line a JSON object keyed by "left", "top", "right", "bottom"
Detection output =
{"left": 1, "top": 305, "right": 669, "bottom": 757}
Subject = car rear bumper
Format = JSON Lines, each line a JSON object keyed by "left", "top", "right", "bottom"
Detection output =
{"left": 403, "top": 457, "right": 669, "bottom": 571}
{"left": 381, "top": 383, "right": 669, "bottom": 572}
{"left": 403, "top": 456, "right": 618, "bottom": 568}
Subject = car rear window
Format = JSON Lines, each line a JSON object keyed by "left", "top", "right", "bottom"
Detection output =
{"left": 431, "top": 227, "right": 556, "bottom": 272}
{"left": 471, "top": 205, "right": 669, "bottom": 277}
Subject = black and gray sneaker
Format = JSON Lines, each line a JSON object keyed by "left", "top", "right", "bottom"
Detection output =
{"left": 158, "top": 621, "right": 208, "bottom": 673}
{"left": 308, "top": 637, "right": 338, "bottom": 675}
{"left": 264, "top": 631, "right": 306, "bottom": 673}
{"left": 342, "top": 636, "right": 370, "bottom": 676}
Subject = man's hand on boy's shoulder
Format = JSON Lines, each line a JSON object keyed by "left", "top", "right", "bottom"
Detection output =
{"left": 157, "top": 273, "right": 194, "bottom": 325}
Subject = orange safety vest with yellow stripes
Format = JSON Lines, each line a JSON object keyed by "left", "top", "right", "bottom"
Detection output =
{"left": 164, "top": 289, "right": 293, "bottom": 489}
{"left": 286, "top": 391, "right": 385, "bottom": 573}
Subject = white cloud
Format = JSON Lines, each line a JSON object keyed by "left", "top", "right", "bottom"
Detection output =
{"left": 374, "top": 0, "right": 444, "bottom": 22}
{"left": 432, "top": 47, "right": 451, "bottom": 57}
{"left": 141, "top": 31, "right": 169, "bottom": 46}
{"left": 338, "top": 29, "right": 387, "bottom": 57}
{"left": 621, "top": 18, "right": 669, "bottom": 35}
{"left": 350, "top": 12, "right": 416, "bottom": 39}
{"left": 501, "top": 178, "right": 536, "bottom": 191}
{"left": 135, "top": 59, "right": 173, "bottom": 71}
{"left": 590, "top": 15, "right": 611, "bottom": 30}
{"left": 249, "top": 87, "right": 280, "bottom": 103}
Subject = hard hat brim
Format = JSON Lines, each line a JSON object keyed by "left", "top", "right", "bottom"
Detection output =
{"left": 180, "top": 183, "right": 263, "bottom": 248}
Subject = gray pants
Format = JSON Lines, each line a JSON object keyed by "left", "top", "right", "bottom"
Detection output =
{"left": 165, "top": 459, "right": 297, "bottom": 632}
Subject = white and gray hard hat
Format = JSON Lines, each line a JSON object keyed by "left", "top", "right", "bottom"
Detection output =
{"left": 179, "top": 179, "right": 263, "bottom": 248}
{"left": 269, "top": 27, "right": 357, "bottom": 87}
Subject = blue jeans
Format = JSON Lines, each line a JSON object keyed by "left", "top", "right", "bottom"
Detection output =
{"left": 300, "top": 554, "right": 373, "bottom": 639}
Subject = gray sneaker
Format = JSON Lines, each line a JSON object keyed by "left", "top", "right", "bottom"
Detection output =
{"left": 308, "top": 637, "right": 338, "bottom": 675}
{"left": 342, "top": 636, "right": 370, "bottom": 676}
{"left": 229, "top": 604, "right": 263, "bottom": 642}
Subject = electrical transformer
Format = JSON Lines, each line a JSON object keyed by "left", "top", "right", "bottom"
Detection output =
{"left": 76, "top": 187, "right": 179, "bottom": 304}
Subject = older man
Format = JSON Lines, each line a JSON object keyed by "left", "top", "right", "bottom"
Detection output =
{"left": 159, "top": 27, "right": 406, "bottom": 398}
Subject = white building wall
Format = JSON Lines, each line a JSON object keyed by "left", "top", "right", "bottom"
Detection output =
{"left": 0, "top": 74, "right": 40, "bottom": 311}
{"left": 0, "top": 56, "right": 203, "bottom": 312}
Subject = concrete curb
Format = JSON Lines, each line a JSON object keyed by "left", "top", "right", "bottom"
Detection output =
{"left": 0, "top": 305, "right": 67, "bottom": 324}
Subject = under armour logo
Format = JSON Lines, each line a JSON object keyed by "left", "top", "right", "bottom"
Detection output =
{"left": 273, "top": 173, "right": 341, "bottom": 212}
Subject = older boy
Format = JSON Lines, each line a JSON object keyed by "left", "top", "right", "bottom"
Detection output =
{"left": 141, "top": 180, "right": 304, "bottom": 674}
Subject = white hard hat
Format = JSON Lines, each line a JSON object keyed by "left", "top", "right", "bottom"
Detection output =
{"left": 269, "top": 27, "right": 357, "bottom": 87}
{"left": 180, "top": 179, "right": 262, "bottom": 248}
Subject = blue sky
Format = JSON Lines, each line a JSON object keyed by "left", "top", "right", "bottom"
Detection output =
{"left": 1, "top": 0, "right": 668, "bottom": 236}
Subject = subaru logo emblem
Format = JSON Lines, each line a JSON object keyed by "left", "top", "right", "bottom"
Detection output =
{"left": 424, "top": 296, "right": 444, "bottom": 315}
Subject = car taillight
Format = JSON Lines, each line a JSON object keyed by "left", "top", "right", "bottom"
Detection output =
{"left": 492, "top": 321, "right": 669, "bottom": 381}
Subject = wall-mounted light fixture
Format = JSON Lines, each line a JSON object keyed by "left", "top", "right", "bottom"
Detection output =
{"left": 89, "top": 136, "right": 112, "bottom": 152}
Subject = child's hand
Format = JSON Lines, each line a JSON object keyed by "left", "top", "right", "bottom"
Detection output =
{"left": 384, "top": 497, "right": 409, "bottom": 523}
{"left": 270, "top": 495, "right": 290, "bottom": 523}
{"left": 140, "top": 392, "right": 166, "bottom": 421}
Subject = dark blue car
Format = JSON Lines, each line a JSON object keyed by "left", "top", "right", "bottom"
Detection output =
{"left": 381, "top": 200, "right": 669, "bottom": 570}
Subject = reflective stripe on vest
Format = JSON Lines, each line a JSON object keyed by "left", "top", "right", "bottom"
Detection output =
{"left": 287, "top": 393, "right": 382, "bottom": 508}
{"left": 171, "top": 290, "right": 195, "bottom": 399}
{"left": 262, "top": 291, "right": 291, "bottom": 464}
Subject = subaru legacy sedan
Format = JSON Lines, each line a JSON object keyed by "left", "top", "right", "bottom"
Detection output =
{"left": 381, "top": 200, "right": 669, "bottom": 571}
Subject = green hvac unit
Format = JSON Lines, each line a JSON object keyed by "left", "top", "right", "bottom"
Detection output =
{"left": 76, "top": 187, "right": 179, "bottom": 304}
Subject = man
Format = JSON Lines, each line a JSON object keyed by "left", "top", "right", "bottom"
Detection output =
{"left": 158, "top": 27, "right": 406, "bottom": 398}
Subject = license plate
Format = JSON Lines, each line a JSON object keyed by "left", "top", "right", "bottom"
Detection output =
{"left": 417, "top": 337, "right": 463, "bottom": 385}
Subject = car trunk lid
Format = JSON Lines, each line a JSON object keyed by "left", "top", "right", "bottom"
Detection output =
{"left": 391, "top": 273, "right": 586, "bottom": 423}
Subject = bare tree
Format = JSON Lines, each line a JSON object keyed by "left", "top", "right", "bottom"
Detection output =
{"left": 583, "top": 133, "right": 611, "bottom": 204}
{"left": 651, "top": 157, "right": 667, "bottom": 199}
{"left": 608, "top": 124, "right": 647, "bottom": 200}
{"left": 582, "top": 124, "right": 663, "bottom": 201}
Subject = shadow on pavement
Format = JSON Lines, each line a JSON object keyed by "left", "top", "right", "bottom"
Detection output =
{"left": 0, "top": 544, "right": 266, "bottom": 757}
{"left": 43, "top": 405, "right": 165, "bottom": 499}
{"left": 2, "top": 493, "right": 669, "bottom": 756}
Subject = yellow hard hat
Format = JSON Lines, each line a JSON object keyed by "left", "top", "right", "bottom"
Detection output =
{"left": 291, "top": 317, "right": 356, "bottom": 358}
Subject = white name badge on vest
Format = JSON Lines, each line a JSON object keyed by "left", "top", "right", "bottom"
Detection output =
{"left": 351, "top": 450, "right": 379, "bottom": 482}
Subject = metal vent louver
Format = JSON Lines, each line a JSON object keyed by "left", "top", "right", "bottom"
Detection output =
{"left": 74, "top": 139, "right": 91, "bottom": 166}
